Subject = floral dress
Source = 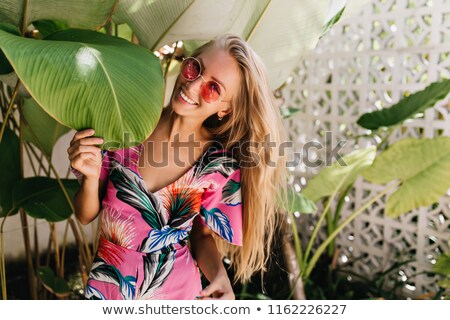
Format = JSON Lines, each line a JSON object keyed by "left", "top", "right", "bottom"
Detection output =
{"left": 71, "top": 141, "right": 242, "bottom": 300}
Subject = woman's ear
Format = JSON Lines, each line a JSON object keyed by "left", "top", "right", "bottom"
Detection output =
{"left": 218, "top": 107, "right": 232, "bottom": 119}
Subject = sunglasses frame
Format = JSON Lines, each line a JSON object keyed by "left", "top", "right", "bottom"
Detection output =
{"left": 180, "top": 57, "right": 230, "bottom": 103}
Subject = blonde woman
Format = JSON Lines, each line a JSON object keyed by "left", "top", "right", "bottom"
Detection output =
{"left": 67, "top": 34, "right": 287, "bottom": 300}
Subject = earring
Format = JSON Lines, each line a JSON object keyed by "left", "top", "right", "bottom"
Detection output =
{"left": 218, "top": 115, "right": 223, "bottom": 121}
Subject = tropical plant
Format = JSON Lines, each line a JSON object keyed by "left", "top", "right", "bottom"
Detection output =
{"left": 0, "top": 0, "right": 352, "bottom": 299}
{"left": 287, "top": 78, "right": 450, "bottom": 298}
{"left": 432, "top": 244, "right": 450, "bottom": 299}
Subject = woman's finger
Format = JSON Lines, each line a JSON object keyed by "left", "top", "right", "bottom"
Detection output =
{"left": 70, "top": 128, "right": 95, "bottom": 146}
{"left": 67, "top": 136, "right": 103, "bottom": 155}
{"left": 68, "top": 145, "right": 102, "bottom": 161}
{"left": 199, "top": 283, "right": 217, "bottom": 298}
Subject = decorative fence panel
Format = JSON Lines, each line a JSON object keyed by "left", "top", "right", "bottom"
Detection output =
{"left": 282, "top": 0, "right": 450, "bottom": 297}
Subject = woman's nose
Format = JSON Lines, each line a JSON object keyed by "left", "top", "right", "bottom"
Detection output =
{"left": 185, "top": 76, "right": 204, "bottom": 93}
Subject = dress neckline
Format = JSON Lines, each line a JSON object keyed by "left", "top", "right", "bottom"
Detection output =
{"left": 134, "top": 141, "right": 217, "bottom": 195}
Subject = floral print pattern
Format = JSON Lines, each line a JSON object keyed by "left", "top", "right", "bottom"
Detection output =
{"left": 74, "top": 142, "right": 242, "bottom": 300}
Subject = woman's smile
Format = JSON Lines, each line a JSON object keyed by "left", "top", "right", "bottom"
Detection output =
{"left": 178, "top": 88, "right": 198, "bottom": 105}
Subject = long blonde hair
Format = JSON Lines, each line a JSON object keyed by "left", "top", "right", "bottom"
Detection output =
{"left": 193, "top": 34, "right": 287, "bottom": 284}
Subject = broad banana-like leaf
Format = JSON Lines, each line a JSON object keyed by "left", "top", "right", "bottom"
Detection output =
{"left": 12, "top": 177, "right": 79, "bottom": 222}
{"left": 302, "top": 147, "right": 376, "bottom": 203}
{"left": 114, "top": 0, "right": 350, "bottom": 90}
{"left": 357, "top": 79, "right": 450, "bottom": 130}
{"left": 22, "top": 98, "right": 71, "bottom": 157}
{"left": 0, "top": 123, "right": 20, "bottom": 217}
{"left": 0, "top": 24, "right": 164, "bottom": 148}
{"left": 362, "top": 137, "right": 450, "bottom": 217}
{"left": 38, "top": 267, "right": 71, "bottom": 298}
{"left": 0, "top": 0, "right": 117, "bottom": 31}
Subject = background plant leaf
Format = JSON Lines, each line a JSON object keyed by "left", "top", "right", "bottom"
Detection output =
{"left": 32, "top": 19, "right": 69, "bottom": 38}
{"left": 22, "top": 98, "right": 71, "bottom": 157}
{"left": 0, "top": 0, "right": 117, "bottom": 31}
{"left": 114, "top": 0, "right": 348, "bottom": 90}
{"left": 0, "top": 123, "right": 20, "bottom": 217}
{"left": 37, "top": 266, "right": 71, "bottom": 298}
{"left": 357, "top": 79, "right": 450, "bottom": 130}
{"left": 302, "top": 146, "right": 376, "bottom": 202}
{"left": 277, "top": 188, "right": 317, "bottom": 214}
{"left": 433, "top": 253, "right": 450, "bottom": 276}
{"left": 362, "top": 137, "right": 450, "bottom": 217}
{"left": 12, "top": 177, "right": 79, "bottom": 222}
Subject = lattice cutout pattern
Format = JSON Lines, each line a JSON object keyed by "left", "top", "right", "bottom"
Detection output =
{"left": 282, "top": 0, "right": 450, "bottom": 298}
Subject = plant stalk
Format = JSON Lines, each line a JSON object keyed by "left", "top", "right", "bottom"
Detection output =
{"left": 303, "top": 182, "right": 399, "bottom": 280}
{"left": 0, "top": 79, "right": 20, "bottom": 142}
{"left": 303, "top": 176, "right": 346, "bottom": 268}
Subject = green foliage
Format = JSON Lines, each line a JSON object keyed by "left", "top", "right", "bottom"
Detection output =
{"left": 0, "top": 124, "right": 20, "bottom": 217}
{"left": 37, "top": 267, "right": 71, "bottom": 298}
{"left": 277, "top": 188, "right": 317, "bottom": 214}
{"left": 356, "top": 79, "right": 450, "bottom": 130}
{"left": 0, "top": 0, "right": 116, "bottom": 30}
{"left": 32, "top": 19, "right": 68, "bottom": 38}
{"left": 22, "top": 98, "right": 71, "bottom": 157}
{"left": 362, "top": 137, "right": 450, "bottom": 217}
{"left": 0, "top": 24, "right": 164, "bottom": 148}
{"left": 302, "top": 146, "right": 376, "bottom": 202}
{"left": 12, "top": 177, "right": 79, "bottom": 222}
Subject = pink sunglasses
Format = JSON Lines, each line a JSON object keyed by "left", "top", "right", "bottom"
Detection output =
{"left": 180, "top": 57, "right": 229, "bottom": 103}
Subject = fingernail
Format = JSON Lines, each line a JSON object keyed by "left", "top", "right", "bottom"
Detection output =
{"left": 90, "top": 129, "right": 95, "bottom": 134}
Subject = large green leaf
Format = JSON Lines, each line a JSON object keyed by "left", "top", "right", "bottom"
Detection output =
{"left": 362, "top": 137, "right": 450, "bottom": 217}
{"left": 302, "top": 147, "right": 376, "bottom": 203}
{"left": 357, "top": 79, "right": 450, "bottom": 130}
{"left": 12, "top": 177, "right": 80, "bottom": 222}
{"left": 22, "top": 98, "right": 71, "bottom": 157}
{"left": 283, "top": 188, "right": 317, "bottom": 214}
{"left": 37, "top": 267, "right": 71, "bottom": 297}
{"left": 0, "top": 123, "right": 21, "bottom": 217}
{"left": 114, "top": 0, "right": 349, "bottom": 90}
{"left": 0, "top": 25, "right": 164, "bottom": 148}
{"left": 0, "top": 0, "right": 117, "bottom": 30}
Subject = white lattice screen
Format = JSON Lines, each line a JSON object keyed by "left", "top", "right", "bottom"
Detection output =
{"left": 282, "top": 0, "right": 450, "bottom": 297}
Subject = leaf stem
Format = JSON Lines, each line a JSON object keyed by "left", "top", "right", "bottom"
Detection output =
{"left": 303, "top": 182, "right": 399, "bottom": 280}
{"left": 303, "top": 176, "right": 347, "bottom": 268}
{"left": 0, "top": 79, "right": 20, "bottom": 142}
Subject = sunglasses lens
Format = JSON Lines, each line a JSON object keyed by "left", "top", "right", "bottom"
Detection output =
{"left": 201, "top": 81, "right": 221, "bottom": 103}
{"left": 181, "top": 58, "right": 200, "bottom": 80}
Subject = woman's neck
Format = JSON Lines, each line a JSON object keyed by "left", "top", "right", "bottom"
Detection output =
{"left": 160, "top": 107, "right": 211, "bottom": 144}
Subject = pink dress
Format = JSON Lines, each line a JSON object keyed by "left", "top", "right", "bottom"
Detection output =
{"left": 72, "top": 142, "right": 242, "bottom": 299}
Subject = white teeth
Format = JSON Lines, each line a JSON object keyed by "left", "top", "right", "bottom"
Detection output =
{"left": 180, "top": 90, "right": 197, "bottom": 105}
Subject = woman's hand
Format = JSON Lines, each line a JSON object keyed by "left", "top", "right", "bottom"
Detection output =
{"left": 67, "top": 128, "right": 104, "bottom": 181}
{"left": 198, "top": 274, "right": 235, "bottom": 300}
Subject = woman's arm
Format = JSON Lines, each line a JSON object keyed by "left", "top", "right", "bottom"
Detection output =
{"left": 190, "top": 215, "right": 235, "bottom": 300}
{"left": 68, "top": 129, "right": 106, "bottom": 225}
{"left": 73, "top": 178, "right": 106, "bottom": 225}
